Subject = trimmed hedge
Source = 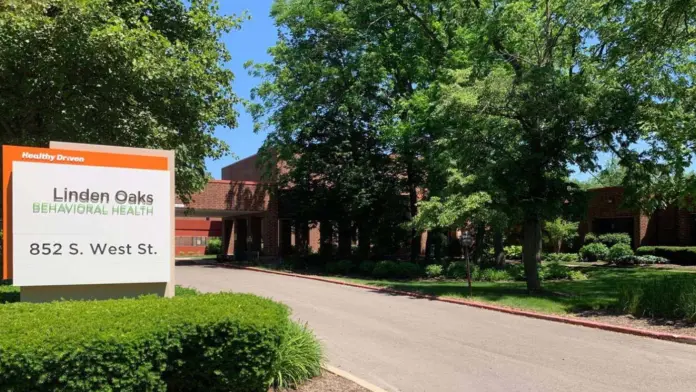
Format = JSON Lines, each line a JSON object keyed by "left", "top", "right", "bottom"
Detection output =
{"left": 597, "top": 233, "right": 632, "bottom": 247}
{"left": 636, "top": 246, "right": 696, "bottom": 265}
{"left": 619, "top": 275, "right": 696, "bottom": 322}
{"left": 608, "top": 243, "right": 633, "bottom": 261}
{"left": 0, "top": 294, "right": 289, "bottom": 392}
{"left": 579, "top": 243, "right": 609, "bottom": 261}
{"left": 326, "top": 260, "right": 354, "bottom": 275}
{"left": 543, "top": 253, "right": 580, "bottom": 263}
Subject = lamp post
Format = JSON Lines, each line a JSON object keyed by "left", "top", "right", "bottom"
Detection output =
{"left": 460, "top": 231, "right": 474, "bottom": 296}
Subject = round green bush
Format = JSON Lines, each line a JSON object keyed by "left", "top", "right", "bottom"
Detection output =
{"left": 0, "top": 294, "right": 290, "bottom": 392}
{"left": 205, "top": 237, "right": 222, "bottom": 255}
{"left": 424, "top": 264, "right": 444, "bottom": 279}
{"left": 326, "top": 260, "right": 354, "bottom": 275}
{"left": 447, "top": 261, "right": 468, "bottom": 279}
{"left": 608, "top": 243, "right": 634, "bottom": 261}
{"left": 579, "top": 243, "right": 610, "bottom": 261}
{"left": 372, "top": 260, "right": 398, "bottom": 279}
{"left": 504, "top": 245, "right": 523, "bottom": 259}
{"left": 358, "top": 260, "right": 376, "bottom": 276}
{"left": 395, "top": 262, "right": 421, "bottom": 279}
{"left": 583, "top": 232, "right": 598, "bottom": 244}
{"left": 598, "top": 233, "right": 632, "bottom": 247}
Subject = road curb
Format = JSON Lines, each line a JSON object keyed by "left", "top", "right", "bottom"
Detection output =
{"left": 204, "top": 263, "right": 696, "bottom": 346}
{"left": 322, "top": 365, "right": 389, "bottom": 392}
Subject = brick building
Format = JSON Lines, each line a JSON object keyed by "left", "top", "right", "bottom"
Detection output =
{"left": 582, "top": 186, "right": 696, "bottom": 248}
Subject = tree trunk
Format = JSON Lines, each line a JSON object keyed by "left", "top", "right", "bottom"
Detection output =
{"left": 338, "top": 220, "right": 352, "bottom": 259}
{"left": 357, "top": 220, "right": 371, "bottom": 260}
{"left": 494, "top": 228, "right": 505, "bottom": 267}
{"left": 319, "top": 220, "right": 334, "bottom": 260}
{"left": 473, "top": 222, "right": 486, "bottom": 265}
{"left": 522, "top": 216, "right": 542, "bottom": 292}
{"left": 557, "top": 239, "right": 562, "bottom": 254}
{"left": 407, "top": 161, "right": 420, "bottom": 262}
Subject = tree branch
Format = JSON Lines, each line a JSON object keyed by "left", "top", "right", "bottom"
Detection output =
{"left": 395, "top": 0, "right": 446, "bottom": 53}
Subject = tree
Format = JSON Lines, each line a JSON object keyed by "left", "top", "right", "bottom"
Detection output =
{"left": 580, "top": 158, "right": 626, "bottom": 189}
{"left": 544, "top": 218, "right": 579, "bottom": 253}
{"left": 0, "top": 0, "right": 244, "bottom": 202}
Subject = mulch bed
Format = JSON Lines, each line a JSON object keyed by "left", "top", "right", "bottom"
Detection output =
{"left": 273, "top": 371, "right": 369, "bottom": 392}
{"left": 575, "top": 310, "right": 696, "bottom": 337}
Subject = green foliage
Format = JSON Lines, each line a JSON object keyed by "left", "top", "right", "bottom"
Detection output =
{"left": 0, "top": 0, "right": 245, "bottom": 203}
{"left": 608, "top": 243, "right": 634, "bottom": 262}
{"left": 174, "top": 286, "right": 200, "bottom": 297}
{"left": 447, "top": 262, "right": 469, "bottom": 279}
{"left": 597, "top": 233, "right": 632, "bottom": 247}
{"left": 205, "top": 237, "right": 222, "bottom": 255}
{"left": 0, "top": 293, "right": 289, "bottom": 391}
{"left": 425, "top": 264, "right": 444, "bottom": 279}
{"left": 358, "top": 260, "right": 376, "bottom": 276}
{"left": 613, "top": 255, "right": 669, "bottom": 266}
{"left": 372, "top": 261, "right": 398, "bottom": 279}
{"left": 568, "top": 270, "right": 589, "bottom": 281}
{"left": 543, "top": 253, "right": 580, "bottom": 263}
{"left": 475, "top": 267, "right": 513, "bottom": 282}
{"left": 580, "top": 158, "right": 627, "bottom": 190}
{"left": 636, "top": 247, "right": 696, "bottom": 265}
{"left": 619, "top": 276, "right": 696, "bottom": 322}
{"left": 544, "top": 218, "right": 579, "bottom": 252}
{"left": 326, "top": 260, "right": 354, "bottom": 276}
{"left": 579, "top": 243, "right": 610, "bottom": 262}
{"left": 395, "top": 262, "right": 422, "bottom": 279}
{"left": 504, "top": 245, "right": 523, "bottom": 259}
{"left": 0, "top": 284, "right": 19, "bottom": 304}
{"left": 505, "top": 264, "right": 526, "bottom": 281}
{"left": 270, "top": 321, "right": 323, "bottom": 390}
{"left": 583, "top": 233, "right": 598, "bottom": 244}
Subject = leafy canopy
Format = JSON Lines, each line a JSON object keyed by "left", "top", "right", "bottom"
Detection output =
{"left": 0, "top": 0, "right": 245, "bottom": 201}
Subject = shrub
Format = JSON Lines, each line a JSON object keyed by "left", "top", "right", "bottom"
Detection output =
{"left": 636, "top": 246, "right": 696, "bottom": 265}
{"left": 597, "top": 233, "right": 632, "bottom": 247}
{"left": 504, "top": 245, "right": 523, "bottom": 259}
{"left": 477, "top": 268, "right": 513, "bottom": 282}
{"left": 358, "top": 260, "right": 376, "bottom": 276}
{"left": 543, "top": 253, "right": 580, "bottom": 263}
{"left": 505, "top": 263, "right": 526, "bottom": 281}
{"left": 540, "top": 262, "right": 571, "bottom": 280}
{"left": 583, "top": 232, "right": 598, "bottom": 244}
{"left": 579, "top": 243, "right": 609, "bottom": 261}
{"left": 395, "top": 262, "right": 422, "bottom": 279}
{"left": 447, "top": 262, "right": 469, "bottom": 279}
{"left": 205, "top": 237, "right": 222, "bottom": 255}
{"left": 613, "top": 255, "right": 669, "bottom": 266}
{"left": 618, "top": 275, "right": 696, "bottom": 322}
{"left": 608, "top": 243, "right": 634, "bottom": 261}
{"left": 372, "top": 260, "right": 398, "bottom": 279}
{"left": 174, "top": 286, "right": 200, "bottom": 296}
{"left": 425, "top": 264, "right": 444, "bottom": 279}
{"left": 0, "top": 294, "right": 290, "bottom": 392}
{"left": 270, "top": 321, "right": 323, "bottom": 390}
{"left": 0, "top": 284, "right": 19, "bottom": 304}
{"left": 325, "top": 260, "right": 354, "bottom": 275}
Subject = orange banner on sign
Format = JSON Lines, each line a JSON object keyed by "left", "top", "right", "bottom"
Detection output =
{"left": 2, "top": 145, "right": 169, "bottom": 280}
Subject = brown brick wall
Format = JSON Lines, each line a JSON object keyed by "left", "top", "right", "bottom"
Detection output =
{"left": 177, "top": 180, "right": 271, "bottom": 213}
{"left": 221, "top": 154, "right": 263, "bottom": 182}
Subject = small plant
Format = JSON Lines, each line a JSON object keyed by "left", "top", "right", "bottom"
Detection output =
{"left": 504, "top": 245, "right": 523, "bottom": 259}
{"left": 205, "top": 237, "right": 222, "bottom": 255}
{"left": 425, "top": 264, "right": 444, "bottom": 279}
{"left": 395, "top": 262, "right": 422, "bottom": 279}
{"left": 359, "top": 260, "right": 376, "bottom": 276}
{"left": 477, "top": 268, "right": 513, "bottom": 282}
{"left": 540, "top": 262, "right": 571, "bottom": 280}
{"left": 568, "top": 270, "right": 589, "bottom": 281}
{"left": 608, "top": 243, "right": 634, "bottom": 262}
{"left": 270, "top": 321, "right": 324, "bottom": 390}
{"left": 174, "top": 286, "right": 200, "bottom": 296}
{"left": 325, "top": 260, "right": 354, "bottom": 275}
{"left": 598, "top": 233, "right": 632, "bottom": 247}
{"left": 372, "top": 260, "right": 398, "bottom": 279}
{"left": 614, "top": 255, "right": 669, "bottom": 266}
{"left": 447, "top": 261, "right": 469, "bottom": 279}
{"left": 579, "top": 243, "right": 609, "bottom": 261}
{"left": 505, "top": 263, "right": 526, "bottom": 281}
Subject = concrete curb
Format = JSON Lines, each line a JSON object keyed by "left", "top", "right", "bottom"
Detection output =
{"left": 202, "top": 263, "right": 696, "bottom": 346}
{"left": 322, "top": 365, "right": 389, "bottom": 392}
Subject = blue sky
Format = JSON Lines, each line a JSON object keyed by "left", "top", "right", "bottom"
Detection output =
{"left": 204, "top": 0, "right": 276, "bottom": 179}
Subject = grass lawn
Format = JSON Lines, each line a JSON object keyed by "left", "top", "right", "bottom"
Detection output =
{"left": 176, "top": 254, "right": 218, "bottom": 260}
{"left": 340, "top": 266, "right": 696, "bottom": 316}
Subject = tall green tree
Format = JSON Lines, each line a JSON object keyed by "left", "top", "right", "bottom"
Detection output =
{"left": 579, "top": 158, "right": 627, "bottom": 189}
{"left": 0, "top": 0, "right": 244, "bottom": 201}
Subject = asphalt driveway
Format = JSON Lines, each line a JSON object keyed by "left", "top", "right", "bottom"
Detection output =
{"left": 177, "top": 265, "right": 696, "bottom": 392}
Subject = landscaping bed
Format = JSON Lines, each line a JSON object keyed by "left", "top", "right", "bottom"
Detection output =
{"left": 289, "top": 371, "right": 369, "bottom": 392}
